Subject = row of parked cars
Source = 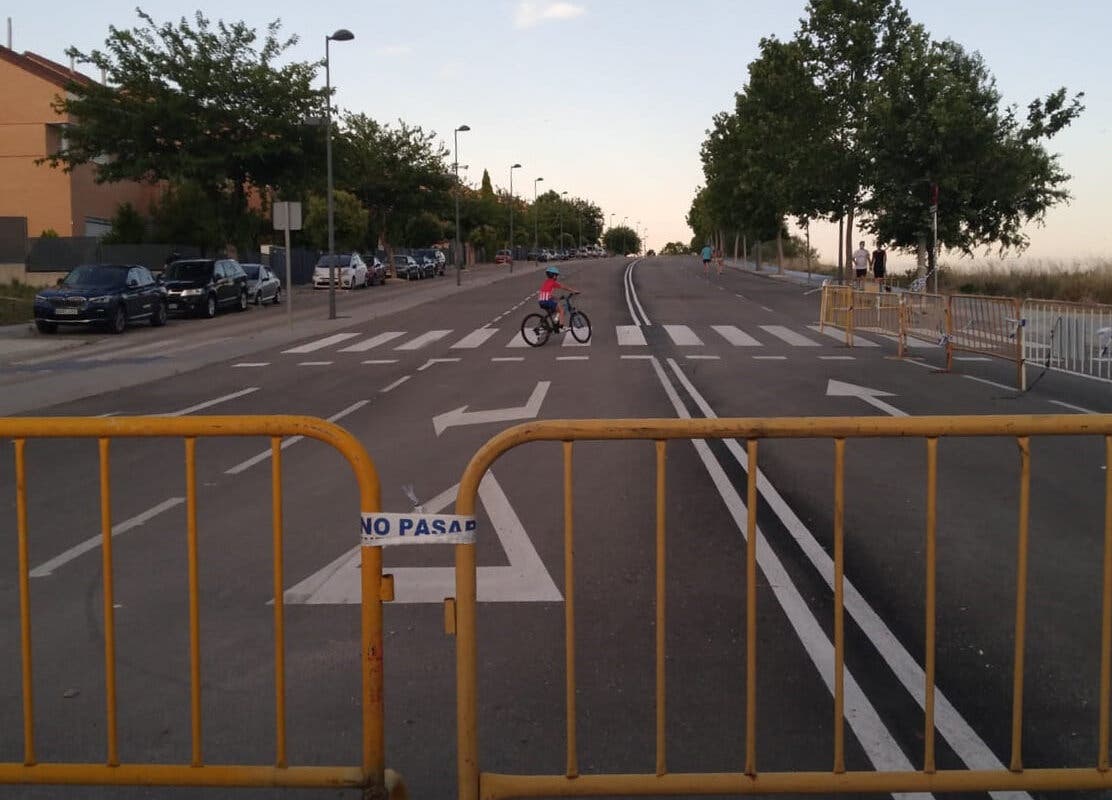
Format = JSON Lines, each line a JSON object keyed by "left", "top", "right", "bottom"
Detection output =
{"left": 523, "top": 246, "right": 608, "bottom": 263}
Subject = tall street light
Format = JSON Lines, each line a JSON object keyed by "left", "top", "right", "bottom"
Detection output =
{"left": 453, "top": 124, "right": 470, "bottom": 286}
{"left": 558, "top": 191, "right": 568, "bottom": 255}
{"left": 508, "top": 163, "right": 521, "bottom": 273}
{"left": 325, "top": 28, "right": 354, "bottom": 320}
{"left": 622, "top": 216, "right": 629, "bottom": 255}
{"left": 533, "top": 177, "right": 544, "bottom": 260}
{"left": 608, "top": 213, "right": 615, "bottom": 249}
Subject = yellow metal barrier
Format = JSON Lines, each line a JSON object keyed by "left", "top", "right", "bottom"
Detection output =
{"left": 0, "top": 415, "right": 402, "bottom": 797}
{"left": 451, "top": 416, "right": 1112, "bottom": 799}
{"left": 902, "top": 291, "right": 948, "bottom": 353}
{"left": 947, "top": 294, "right": 1025, "bottom": 387}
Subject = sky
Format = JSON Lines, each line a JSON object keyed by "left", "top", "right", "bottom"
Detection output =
{"left": 6, "top": 1, "right": 1110, "bottom": 265}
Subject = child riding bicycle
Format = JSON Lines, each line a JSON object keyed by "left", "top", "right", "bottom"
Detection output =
{"left": 538, "top": 266, "right": 577, "bottom": 330}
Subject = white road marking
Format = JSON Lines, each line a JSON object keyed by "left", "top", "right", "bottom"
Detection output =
{"left": 876, "top": 333, "right": 941, "bottom": 349}
{"left": 362, "top": 359, "right": 399, "bottom": 365}
{"left": 31, "top": 498, "right": 185, "bottom": 577}
{"left": 662, "top": 324, "right": 703, "bottom": 346}
{"left": 298, "top": 361, "right": 333, "bottom": 366}
{"left": 686, "top": 355, "right": 720, "bottom": 360}
{"left": 820, "top": 355, "right": 856, "bottom": 361}
{"left": 433, "top": 381, "right": 549, "bottom": 436}
{"left": 232, "top": 362, "right": 270, "bottom": 368}
{"left": 561, "top": 330, "right": 590, "bottom": 347}
{"left": 556, "top": 356, "right": 590, "bottom": 361}
{"left": 381, "top": 376, "right": 411, "bottom": 392}
{"left": 616, "top": 325, "right": 648, "bottom": 346}
{"left": 492, "top": 357, "right": 525, "bottom": 362}
{"left": 964, "top": 375, "right": 1016, "bottom": 392}
{"left": 395, "top": 330, "right": 452, "bottom": 350}
{"left": 451, "top": 328, "right": 499, "bottom": 349}
{"left": 954, "top": 356, "right": 993, "bottom": 362}
{"left": 808, "top": 325, "right": 879, "bottom": 347}
{"left": 283, "top": 332, "right": 360, "bottom": 354}
{"left": 827, "top": 379, "right": 908, "bottom": 417}
{"left": 903, "top": 358, "right": 936, "bottom": 369}
{"left": 95, "top": 412, "right": 117, "bottom": 417}
{"left": 77, "top": 338, "right": 179, "bottom": 362}
{"left": 760, "top": 325, "right": 820, "bottom": 347}
{"left": 1049, "top": 399, "right": 1096, "bottom": 414}
{"left": 754, "top": 355, "right": 788, "bottom": 360}
{"left": 712, "top": 325, "right": 762, "bottom": 346}
{"left": 225, "top": 400, "right": 370, "bottom": 475}
{"left": 167, "top": 387, "right": 259, "bottom": 417}
{"left": 761, "top": 306, "right": 774, "bottom": 313}
{"left": 620, "top": 354, "right": 653, "bottom": 360}
{"left": 506, "top": 331, "right": 533, "bottom": 348}
{"left": 650, "top": 358, "right": 931, "bottom": 794}
{"left": 339, "top": 331, "right": 406, "bottom": 352}
{"left": 418, "top": 358, "right": 461, "bottom": 371}
{"left": 662, "top": 358, "right": 1028, "bottom": 799}
{"left": 283, "top": 471, "right": 561, "bottom": 604}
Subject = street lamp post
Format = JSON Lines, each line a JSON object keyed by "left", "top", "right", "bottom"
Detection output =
{"left": 558, "top": 191, "right": 568, "bottom": 255}
{"left": 622, "top": 216, "right": 628, "bottom": 255}
{"left": 508, "top": 163, "right": 521, "bottom": 273}
{"left": 608, "top": 213, "right": 615, "bottom": 250}
{"left": 453, "top": 124, "right": 470, "bottom": 286}
{"left": 533, "top": 177, "right": 544, "bottom": 260}
{"left": 325, "top": 28, "right": 354, "bottom": 320}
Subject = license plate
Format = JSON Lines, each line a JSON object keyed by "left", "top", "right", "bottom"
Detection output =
{"left": 169, "top": 303, "right": 179, "bottom": 310}
{"left": 55, "top": 308, "right": 79, "bottom": 316}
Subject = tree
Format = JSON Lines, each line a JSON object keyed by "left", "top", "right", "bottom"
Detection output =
{"left": 661, "top": 241, "right": 689, "bottom": 255}
{"left": 102, "top": 202, "right": 147, "bottom": 244}
{"left": 302, "top": 191, "right": 369, "bottom": 252}
{"left": 604, "top": 226, "right": 640, "bottom": 255}
{"left": 44, "top": 10, "right": 323, "bottom": 251}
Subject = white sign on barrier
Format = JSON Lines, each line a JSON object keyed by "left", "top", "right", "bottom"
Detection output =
{"left": 360, "top": 512, "right": 476, "bottom": 546}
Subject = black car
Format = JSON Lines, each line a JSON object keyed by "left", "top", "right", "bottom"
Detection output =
{"left": 162, "top": 258, "right": 249, "bottom": 318}
{"left": 34, "top": 264, "right": 168, "bottom": 334}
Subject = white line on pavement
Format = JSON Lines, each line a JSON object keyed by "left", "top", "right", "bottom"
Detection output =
{"left": 963, "top": 375, "right": 1017, "bottom": 392}
{"left": 620, "top": 354, "right": 653, "bottom": 360}
{"left": 167, "top": 387, "right": 259, "bottom": 417}
{"left": 362, "top": 359, "right": 398, "bottom": 365}
{"left": 686, "top": 355, "right": 720, "bottom": 360}
{"left": 298, "top": 361, "right": 333, "bottom": 366}
{"left": 753, "top": 355, "right": 788, "bottom": 360}
{"left": 819, "top": 356, "right": 856, "bottom": 361}
{"left": 1049, "top": 399, "right": 1096, "bottom": 414}
{"left": 418, "top": 358, "right": 462, "bottom": 371}
{"left": 31, "top": 497, "right": 185, "bottom": 577}
{"left": 232, "top": 362, "right": 270, "bottom": 368}
{"left": 491, "top": 357, "right": 524, "bottom": 362}
{"left": 556, "top": 356, "right": 589, "bottom": 361}
{"left": 283, "top": 332, "right": 360, "bottom": 354}
{"left": 225, "top": 400, "right": 370, "bottom": 475}
{"left": 381, "top": 376, "right": 411, "bottom": 392}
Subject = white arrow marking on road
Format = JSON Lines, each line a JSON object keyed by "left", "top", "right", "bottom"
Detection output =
{"left": 433, "top": 381, "right": 550, "bottom": 436}
{"left": 281, "top": 471, "right": 561, "bottom": 604}
{"left": 826, "top": 379, "right": 908, "bottom": 417}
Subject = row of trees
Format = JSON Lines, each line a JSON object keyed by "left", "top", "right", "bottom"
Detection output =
{"left": 45, "top": 10, "right": 606, "bottom": 257}
{"left": 691, "top": 0, "right": 1084, "bottom": 280}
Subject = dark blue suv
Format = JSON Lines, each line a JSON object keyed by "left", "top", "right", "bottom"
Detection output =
{"left": 34, "top": 264, "right": 168, "bottom": 334}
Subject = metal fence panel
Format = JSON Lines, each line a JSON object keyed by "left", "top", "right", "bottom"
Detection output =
{"left": 1023, "top": 299, "right": 1112, "bottom": 383}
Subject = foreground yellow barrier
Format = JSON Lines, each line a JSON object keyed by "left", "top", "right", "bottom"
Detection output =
{"left": 0, "top": 415, "right": 402, "bottom": 797}
{"left": 451, "top": 415, "right": 1112, "bottom": 799}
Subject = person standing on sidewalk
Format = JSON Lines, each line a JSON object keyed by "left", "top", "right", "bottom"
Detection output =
{"left": 700, "top": 243, "right": 713, "bottom": 276}
{"left": 871, "top": 242, "right": 887, "bottom": 289}
{"left": 852, "top": 241, "right": 871, "bottom": 289}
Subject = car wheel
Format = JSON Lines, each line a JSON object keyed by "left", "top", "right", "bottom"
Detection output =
{"left": 237, "top": 289, "right": 248, "bottom": 312}
{"left": 109, "top": 304, "right": 127, "bottom": 334}
{"left": 151, "top": 301, "right": 168, "bottom": 327}
{"left": 204, "top": 294, "right": 217, "bottom": 319}
{"left": 35, "top": 320, "right": 57, "bottom": 334}
{"left": 272, "top": 287, "right": 281, "bottom": 305}
{"left": 254, "top": 289, "right": 261, "bottom": 305}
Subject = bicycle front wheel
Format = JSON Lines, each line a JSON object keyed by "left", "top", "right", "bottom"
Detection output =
{"left": 569, "top": 310, "right": 591, "bottom": 343}
{"left": 521, "top": 313, "right": 551, "bottom": 347}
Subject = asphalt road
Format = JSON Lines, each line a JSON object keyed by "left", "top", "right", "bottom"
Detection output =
{"left": 0, "top": 257, "right": 1109, "bottom": 800}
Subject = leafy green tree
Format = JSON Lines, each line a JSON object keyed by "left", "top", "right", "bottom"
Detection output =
{"left": 404, "top": 211, "right": 448, "bottom": 248}
{"left": 44, "top": 10, "right": 323, "bottom": 252}
{"left": 102, "top": 202, "right": 147, "bottom": 244}
{"left": 150, "top": 179, "right": 263, "bottom": 251}
{"left": 301, "top": 191, "right": 369, "bottom": 252}
{"left": 661, "top": 242, "right": 689, "bottom": 255}
{"left": 604, "top": 226, "right": 640, "bottom": 255}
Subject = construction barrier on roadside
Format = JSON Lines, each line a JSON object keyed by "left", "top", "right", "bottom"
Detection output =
{"left": 0, "top": 416, "right": 404, "bottom": 798}
{"left": 818, "top": 283, "right": 853, "bottom": 341}
{"left": 946, "top": 294, "right": 1024, "bottom": 385}
{"left": 902, "top": 291, "right": 948, "bottom": 352}
{"left": 1023, "top": 298, "right": 1112, "bottom": 384}
{"left": 847, "top": 288, "right": 902, "bottom": 351}
{"left": 449, "top": 416, "right": 1112, "bottom": 799}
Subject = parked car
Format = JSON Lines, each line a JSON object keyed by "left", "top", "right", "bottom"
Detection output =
{"left": 392, "top": 254, "right": 420, "bottom": 280}
{"left": 34, "top": 264, "right": 168, "bottom": 334}
{"left": 241, "top": 263, "right": 281, "bottom": 305}
{"left": 495, "top": 249, "right": 513, "bottom": 265}
{"left": 433, "top": 250, "right": 447, "bottom": 274}
{"left": 162, "top": 258, "right": 249, "bottom": 318}
{"left": 421, "top": 256, "right": 440, "bottom": 278}
{"left": 527, "top": 249, "right": 539, "bottom": 261}
{"left": 366, "top": 257, "right": 387, "bottom": 285}
{"left": 538, "top": 249, "right": 551, "bottom": 263}
{"left": 312, "top": 253, "right": 369, "bottom": 289}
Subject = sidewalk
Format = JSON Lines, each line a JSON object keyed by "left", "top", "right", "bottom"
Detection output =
{"left": 724, "top": 258, "right": 831, "bottom": 289}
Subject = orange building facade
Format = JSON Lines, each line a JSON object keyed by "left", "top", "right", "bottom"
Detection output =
{"left": 0, "top": 46, "right": 160, "bottom": 239}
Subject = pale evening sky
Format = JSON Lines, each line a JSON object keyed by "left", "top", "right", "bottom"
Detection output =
{"left": 6, "top": 1, "right": 1110, "bottom": 265}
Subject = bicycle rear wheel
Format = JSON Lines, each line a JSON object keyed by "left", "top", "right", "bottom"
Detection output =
{"left": 521, "top": 313, "right": 551, "bottom": 347}
{"left": 569, "top": 310, "right": 591, "bottom": 343}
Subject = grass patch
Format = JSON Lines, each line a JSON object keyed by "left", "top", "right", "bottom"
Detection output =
{"left": 0, "top": 280, "right": 39, "bottom": 325}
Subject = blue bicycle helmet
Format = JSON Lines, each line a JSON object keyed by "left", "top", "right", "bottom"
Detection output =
{"left": 545, "top": 266, "right": 560, "bottom": 276}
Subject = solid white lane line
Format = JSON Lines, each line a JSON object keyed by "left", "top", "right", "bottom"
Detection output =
{"left": 283, "top": 332, "right": 360, "bottom": 354}
{"left": 649, "top": 358, "right": 931, "bottom": 793}
{"left": 418, "top": 358, "right": 461, "bottom": 371}
{"left": 556, "top": 356, "right": 589, "bottom": 361}
{"left": 339, "top": 331, "right": 406, "bottom": 352}
{"left": 686, "top": 355, "right": 720, "bottom": 360}
{"left": 964, "top": 375, "right": 1016, "bottom": 392}
{"left": 760, "top": 325, "right": 820, "bottom": 347}
{"left": 664, "top": 358, "right": 1028, "bottom": 799}
{"left": 662, "top": 324, "right": 704, "bottom": 346}
{"left": 712, "top": 325, "right": 762, "bottom": 346}
{"left": 381, "top": 376, "right": 411, "bottom": 392}
{"left": 625, "top": 260, "right": 651, "bottom": 325}
{"left": 225, "top": 400, "right": 370, "bottom": 475}
{"left": 808, "top": 325, "right": 880, "bottom": 347}
{"left": 491, "top": 357, "right": 525, "bottom": 362}
{"left": 616, "top": 325, "right": 648, "bottom": 346}
{"left": 298, "top": 361, "right": 333, "bottom": 366}
{"left": 395, "top": 330, "right": 451, "bottom": 350}
{"left": 167, "top": 387, "right": 259, "bottom": 417}
{"left": 819, "top": 356, "right": 856, "bottom": 361}
{"left": 31, "top": 498, "right": 185, "bottom": 577}
{"left": 754, "top": 355, "right": 788, "bottom": 360}
{"left": 451, "top": 328, "right": 499, "bottom": 349}
{"left": 1049, "top": 399, "right": 1096, "bottom": 414}
{"left": 362, "top": 359, "right": 399, "bottom": 365}
{"left": 233, "top": 362, "right": 270, "bottom": 368}
{"left": 903, "top": 358, "right": 936, "bottom": 369}
{"left": 623, "top": 262, "right": 640, "bottom": 325}
{"left": 620, "top": 354, "right": 653, "bottom": 360}
{"left": 955, "top": 356, "right": 993, "bottom": 362}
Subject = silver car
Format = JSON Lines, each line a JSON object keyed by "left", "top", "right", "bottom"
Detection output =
{"left": 241, "top": 263, "right": 282, "bottom": 305}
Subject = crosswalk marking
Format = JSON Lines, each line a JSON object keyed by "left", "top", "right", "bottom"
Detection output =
{"left": 616, "top": 325, "right": 648, "bottom": 346}
{"left": 506, "top": 331, "right": 532, "bottom": 348}
{"left": 562, "top": 330, "right": 590, "bottom": 347}
{"left": 876, "top": 333, "right": 941, "bottom": 349}
{"left": 395, "top": 330, "right": 452, "bottom": 350}
{"left": 663, "top": 324, "right": 703, "bottom": 346}
{"left": 283, "top": 332, "right": 360, "bottom": 354}
{"left": 77, "top": 338, "right": 179, "bottom": 362}
{"left": 298, "top": 361, "right": 333, "bottom": 366}
{"left": 712, "top": 325, "right": 762, "bottom": 346}
{"left": 760, "top": 325, "right": 820, "bottom": 347}
{"left": 451, "top": 328, "right": 499, "bottom": 349}
{"left": 807, "top": 325, "right": 879, "bottom": 347}
{"left": 339, "top": 331, "right": 406, "bottom": 352}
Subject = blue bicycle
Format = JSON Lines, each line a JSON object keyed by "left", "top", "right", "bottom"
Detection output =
{"left": 520, "top": 292, "right": 592, "bottom": 346}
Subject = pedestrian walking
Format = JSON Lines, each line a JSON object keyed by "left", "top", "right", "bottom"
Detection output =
{"left": 700, "top": 243, "right": 713, "bottom": 276}
{"left": 871, "top": 242, "right": 887, "bottom": 289}
{"left": 852, "top": 241, "right": 871, "bottom": 289}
